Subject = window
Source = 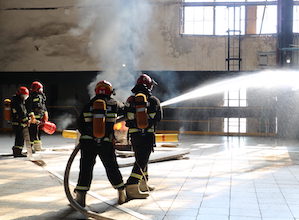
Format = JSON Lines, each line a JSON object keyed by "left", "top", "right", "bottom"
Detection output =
{"left": 257, "top": 5, "right": 277, "bottom": 34}
{"left": 184, "top": 7, "right": 214, "bottom": 35}
{"left": 182, "top": 0, "right": 278, "bottom": 35}
{"left": 294, "top": 6, "right": 299, "bottom": 33}
{"left": 223, "top": 88, "right": 247, "bottom": 107}
{"left": 224, "top": 118, "right": 247, "bottom": 133}
{"left": 223, "top": 88, "right": 247, "bottom": 134}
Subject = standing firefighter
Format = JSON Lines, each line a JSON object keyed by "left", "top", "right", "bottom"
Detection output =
{"left": 125, "top": 74, "right": 162, "bottom": 199}
{"left": 26, "top": 81, "right": 48, "bottom": 151}
{"left": 11, "top": 87, "right": 31, "bottom": 157}
{"left": 74, "top": 80, "right": 126, "bottom": 206}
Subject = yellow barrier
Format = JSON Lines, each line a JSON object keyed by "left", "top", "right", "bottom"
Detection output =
{"left": 62, "top": 130, "right": 78, "bottom": 139}
{"left": 62, "top": 130, "right": 179, "bottom": 142}
{"left": 155, "top": 134, "right": 178, "bottom": 142}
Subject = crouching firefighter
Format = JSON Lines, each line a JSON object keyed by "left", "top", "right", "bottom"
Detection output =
{"left": 125, "top": 74, "right": 162, "bottom": 199}
{"left": 74, "top": 80, "right": 126, "bottom": 206}
{"left": 11, "top": 87, "right": 34, "bottom": 157}
{"left": 26, "top": 81, "right": 48, "bottom": 151}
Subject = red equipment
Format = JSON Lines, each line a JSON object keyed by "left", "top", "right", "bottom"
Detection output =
{"left": 40, "top": 121, "right": 56, "bottom": 135}
{"left": 31, "top": 81, "right": 43, "bottom": 93}
{"left": 135, "top": 93, "right": 149, "bottom": 129}
{"left": 136, "top": 74, "right": 156, "bottom": 90}
{"left": 3, "top": 99, "right": 11, "bottom": 121}
{"left": 93, "top": 99, "right": 106, "bottom": 138}
{"left": 95, "top": 80, "right": 113, "bottom": 95}
{"left": 17, "top": 87, "right": 29, "bottom": 95}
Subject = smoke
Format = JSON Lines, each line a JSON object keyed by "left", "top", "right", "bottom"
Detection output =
{"left": 71, "top": 0, "right": 152, "bottom": 101}
{"left": 55, "top": 113, "right": 76, "bottom": 131}
{"left": 150, "top": 71, "right": 180, "bottom": 102}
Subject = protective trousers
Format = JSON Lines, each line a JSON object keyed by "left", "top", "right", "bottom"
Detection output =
{"left": 12, "top": 125, "right": 24, "bottom": 150}
{"left": 126, "top": 132, "right": 155, "bottom": 185}
{"left": 29, "top": 124, "right": 42, "bottom": 150}
{"left": 76, "top": 139, "right": 124, "bottom": 192}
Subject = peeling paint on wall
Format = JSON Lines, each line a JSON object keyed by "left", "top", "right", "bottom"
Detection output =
{"left": 160, "top": 24, "right": 193, "bottom": 58}
{"left": 0, "top": 0, "right": 279, "bottom": 72}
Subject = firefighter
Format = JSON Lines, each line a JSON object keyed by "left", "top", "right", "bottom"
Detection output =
{"left": 11, "top": 87, "right": 32, "bottom": 157}
{"left": 125, "top": 74, "right": 162, "bottom": 199}
{"left": 74, "top": 80, "right": 126, "bottom": 206}
{"left": 26, "top": 81, "right": 48, "bottom": 151}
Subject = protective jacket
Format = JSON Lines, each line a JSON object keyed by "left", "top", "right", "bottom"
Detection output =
{"left": 77, "top": 94, "right": 124, "bottom": 142}
{"left": 125, "top": 84, "right": 162, "bottom": 134}
{"left": 26, "top": 92, "right": 47, "bottom": 120}
{"left": 11, "top": 95, "right": 29, "bottom": 127}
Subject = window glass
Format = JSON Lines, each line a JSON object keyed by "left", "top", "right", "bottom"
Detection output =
{"left": 224, "top": 118, "right": 247, "bottom": 133}
{"left": 215, "top": 6, "right": 229, "bottom": 35}
{"left": 184, "top": 6, "right": 214, "bottom": 34}
{"left": 240, "top": 118, "right": 247, "bottom": 133}
{"left": 224, "top": 88, "right": 247, "bottom": 107}
{"left": 257, "top": 5, "right": 277, "bottom": 34}
{"left": 246, "top": 0, "right": 276, "bottom": 1}
{"left": 216, "top": 0, "right": 245, "bottom": 2}
{"left": 229, "top": 100, "right": 239, "bottom": 107}
{"left": 182, "top": 1, "right": 278, "bottom": 36}
{"left": 184, "top": 0, "right": 214, "bottom": 2}
{"left": 240, "top": 100, "right": 247, "bottom": 107}
{"left": 294, "top": 6, "right": 299, "bottom": 33}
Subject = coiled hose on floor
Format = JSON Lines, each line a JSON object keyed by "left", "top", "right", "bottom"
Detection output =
{"left": 63, "top": 144, "right": 110, "bottom": 220}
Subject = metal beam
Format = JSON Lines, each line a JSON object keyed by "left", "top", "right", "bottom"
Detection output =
{"left": 277, "top": 0, "right": 294, "bottom": 66}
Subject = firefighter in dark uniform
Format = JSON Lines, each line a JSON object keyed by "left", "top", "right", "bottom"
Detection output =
{"left": 74, "top": 80, "right": 126, "bottom": 206}
{"left": 26, "top": 81, "right": 48, "bottom": 151}
{"left": 11, "top": 87, "right": 31, "bottom": 157}
{"left": 125, "top": 74, "right": 162, "bottom": 199}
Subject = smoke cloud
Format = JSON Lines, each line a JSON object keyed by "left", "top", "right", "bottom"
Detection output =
{"left": 55, "top": 113, "right": 76, "bottom": 130}
{"left": 71, "top": 0, "right": 152, "bottom": 101}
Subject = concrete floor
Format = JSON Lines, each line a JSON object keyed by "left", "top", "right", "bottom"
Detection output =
{"left": 1, "top": 134, "right": 299, "bottom": 220}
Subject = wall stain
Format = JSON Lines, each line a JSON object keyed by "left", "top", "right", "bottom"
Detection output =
{"left": 160, "top": 21, "right": 193, "bottom": 58}
{"left": 0, "top": 22, "right": 93, "bottom": 68}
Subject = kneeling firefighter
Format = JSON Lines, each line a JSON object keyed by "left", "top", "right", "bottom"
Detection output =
{"left": 74, "top": 80, "right": 126, "bottom": 206}
{"left": 11, "top": 87, "right": 35, "bottom": 157}
{"left": 125, "top": 74, "right": 162, "bottom": 199}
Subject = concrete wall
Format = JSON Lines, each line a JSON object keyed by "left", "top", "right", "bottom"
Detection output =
{"left": 0, "top": 0, "right": 277, "bottom": 72}
{"left": 4, "top": 0, "right": 298, "bottom": 138}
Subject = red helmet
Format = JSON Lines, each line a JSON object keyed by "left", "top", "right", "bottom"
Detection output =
{"left": 136, "top": 74, "right": 156, "bottom": 90}
{"left": 31, "top": 81, "right": 43, "bottom": 92}
{"left": 16, "top": 86, "right": 29, "bottom": 96}
{"left": 95, "top": 80, "right": 113, "bottom": 95}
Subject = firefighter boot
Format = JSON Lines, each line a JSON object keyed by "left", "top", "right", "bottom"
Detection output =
{"left": 125, "top": 184, "right": 149, "bottom": 199}
{"left": 117, "top": 188, "right": 126, "bottom": 204}
{"left": 74, "top": 190, "right": 86, "bottom": 207}
{"left": 139, "top": 179, "right": 155, "bottom": 192}
{"left": 12, "top": 147, "right": 26, "bottom": 157}
{"left": 33, "top": 140, "right": 42, "bottom": 151}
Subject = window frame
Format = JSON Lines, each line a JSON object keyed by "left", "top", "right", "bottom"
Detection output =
{"left": 223, "top": 88, "right": 247, "bottom": 107}
{"left": 224, "top": 117, "right": 247, "bottom": 133}
{"left": 181, "top": 0, "right": 282, "bottom": 36}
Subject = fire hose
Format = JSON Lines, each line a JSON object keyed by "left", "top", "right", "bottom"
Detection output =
{"left": 63, "top": 144, "right": 107, "bottom": 219}
{"left": 63, "top": 144, "right": 149, "bottom": 220}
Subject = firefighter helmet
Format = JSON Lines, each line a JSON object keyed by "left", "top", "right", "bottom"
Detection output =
{"left": 95, "top": 80, "right": 113, "bottom": 95}
{"left": 17, "top": 86, "right": 29, "bottom": 100}
{"left": 31, "top": 81, "right": 43, "bottom": 93}
{"left": 136, "top": 74, "right": 156, "bottom": 90}
{"left": 17, "top": 87, "right": 29, "bottom": 96}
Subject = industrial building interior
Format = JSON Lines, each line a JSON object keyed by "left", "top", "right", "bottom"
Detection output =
{"left": 1, "top": 0, "right": 299, "bottom": 219}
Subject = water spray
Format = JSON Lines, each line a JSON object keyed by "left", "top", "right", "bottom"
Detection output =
{"left": 161, "top": 70, "right": 299, "bottom": 107}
